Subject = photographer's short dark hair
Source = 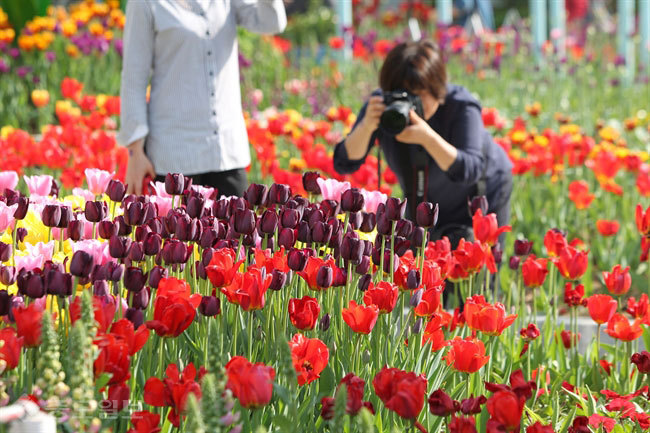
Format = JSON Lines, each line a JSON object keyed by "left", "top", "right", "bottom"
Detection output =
{"left": 379, "top": 40, "right": 447, "bottom": 103}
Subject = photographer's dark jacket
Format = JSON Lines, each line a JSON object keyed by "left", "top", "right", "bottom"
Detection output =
{"left": 333, "top": 84, "right": 513, "bottom": 229}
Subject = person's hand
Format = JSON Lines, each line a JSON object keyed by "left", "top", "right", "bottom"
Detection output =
{"left": 359, "top": 95, "right": 386, "bottom": 131}
{"left": 125, "top": 139, "right": 155, "bottom": 195}
{"left": 395, "top": 110, "right": 434, "bottom": 145}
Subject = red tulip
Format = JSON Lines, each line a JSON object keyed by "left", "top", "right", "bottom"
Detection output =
{"left": 422, "top": 314, "right": 448, "bottom": 352}
{"left": 630, "top": 351, "right": 650, "bottom": 374}
{"left": 596, "top": 220, "right": 619, "bottom": 237}
{"left": 128, "top": 410, "right": 160, "bottom": 433}
{"left": 414, "top": 287, "right": 442, "bottom": 317}
{"left": 564, "top": 282, "right": 585, "bottom": 308}
{"left": 103, "top": 382, "right": 130, "bottom": 413}
{"left": 145, "top": 295, "right": 197, "bottom": 338}
{"left": 288, "top": 333, "right": 329, "bottom": 386}
{"left": 221, "top": 266, "right": 272, "bottom": 311}
{"left": 586, "top": 294, "right": 618, "bottom": 325}
{"left": 602, "top": 265, "right": 631, "bottom": 296}
{"left": 472, "top": 208, "right": 511, "bottom": 246}
{"left": 205, "top": 248, "right": 244, "bottom": 288}
{"left": 520, "top": 323, "right": 540, "bottom": 341}
{"left": 626, "top": 294, "right": 649, "bottom": 320}
{"left": 527, "top": 421, "right": 555, "bottom": 433}
{"left": 321, "top": 373, "right": 370, "bottom": 419}
{"left": 449, "top": 415, "right": 477, "bottom": 433}
{"left": 568, "top": 180, "right": 595, "bottom": 210}
{"left": 12, "top": 303, "right": 44, "bottom": 348}
{"left": 554, "top": 246, "right": 588, "bottom": 280}
{"left": 560, "top": 330, "right": 580, "bottom": 349}
{"left": 428, "top": 389, "right": 459, "bottom": 416}
{"left": 604, "top": 313, "right": 643, "bottom": 341}
{"left": 144, "top": 363, "right": 202, "bottom": 427}
{"left": 372, "top": 367, "right": 428, "bottom": 419}
{"left": 225, "top": 356, "right": 275, "bottom": 408}
{"left": 363, "top": 281, "right": 399, "bottom": 314}
{"left": 342, "top": 300, "right": 379, "bottom": 334}
{"left": 599, "top": 359, "right": 613, "bottom": 376}
{"left": 0, "top": 328, "right": 23, "bottom": 370}
{"left": 463, "top": 295, "right": 517, "bottom": 336}
{"left": 486, "top": 390, "right": 525, "bottom": 431}
{"left": 543, "top": 229, "right": 568, "bottom": 257}
{"left": 109, "top": 319, "right": 150, "bottom": 356}
{"left": 521, "top": 255, "right": 548, "bottom": 288}
{"left": 94, "top": 334, "right": 131, "bottom": 386}
{"left": 297, "top": 256, "right": 337, "bottom": 291}
{"left": 444, "top": 337, "right": 489, "bottom": 373}
{"left": 635, "top": 204, "right": 650, "bottom": 236}
{"left": 288, "top": 296, "right": 320, "bottom": 330}
{"left": 588, "top": 415, "right": 615, "bottom": 433}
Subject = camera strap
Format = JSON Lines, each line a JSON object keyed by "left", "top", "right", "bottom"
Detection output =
{"left": 476, "top": 138, "right": 488, "bottom": 197}
{"left": 409, "top": 146, "right": 430, "bottom": 220}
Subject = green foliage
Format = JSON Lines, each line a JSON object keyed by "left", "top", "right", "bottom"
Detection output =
{"left": 0, "top": 0, "right": 50, "bottom": 33}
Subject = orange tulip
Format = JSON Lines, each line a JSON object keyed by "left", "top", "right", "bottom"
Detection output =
{"left": 444, "top": 337, "right": 489, "bottom": 373}
{"left": 596, "top": 220, "right": 619, "bottom": 237}
{"left": 602, "top": 265, "right": 631, "bottom": 296}
{"left": 342, "top": 300, "right": 379, "bottom": 334}
{"left": 553, "top": 246, "right": 588, "bottom": 280}
{"left": 568, "top": 180, "right": 595, "bottom": 210}
{"left": 636, "top": 204, "right": 650, "bottom": 237}
{"left": 31, "top": 89, "right": 50, "bottom": 107}
{"left": 604, "top": 313, "right": 643, "bottom": 341}
{"left": 288, "top": 333, "right": 329, "bottom": 386}
{"left": 463, "top": 295, "right": 517, "bottom": 336}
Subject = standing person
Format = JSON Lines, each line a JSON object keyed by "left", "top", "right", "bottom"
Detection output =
{"left": 118, "top": 0, "right": 287, "bottom": 196}
{"left": 452, "top": 0, "right": 495, "bottom": 31}
{"left": 333, "top": 39, "right": 512, "bottom": 258}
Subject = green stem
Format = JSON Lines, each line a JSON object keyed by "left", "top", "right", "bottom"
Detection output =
{"left": 248, "top": 311, "right": 254, "bottom": 359}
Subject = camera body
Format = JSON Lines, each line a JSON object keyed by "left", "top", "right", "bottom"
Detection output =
{"left": 379, "top": 90, "right": 425, "bottom": 135}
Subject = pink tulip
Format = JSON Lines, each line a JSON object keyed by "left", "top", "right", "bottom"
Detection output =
{"left": 0, "top": 171, "right": 19, "bottom": 193}
{"left": 72, "top": 187, "right": 96, "bottom": 202}
{"left": 84, "top": 168, "right": 114, "bottom": 196}
{"left": 14, "top": 254, "right": 44, "bottom": 272}
{"left": 150, "top": 181, "right": 172, "bottom": 198}
{"left": 73, "top": 239, "right": 112, "bottom": 267}
{"left": 362, "top": 189, "right": 387, "bottom": 213}
{"left": 23, "top": 241, "right": 54, "bottom": 263}
{"left": 0, "top": 202, "right": 17, "bottom": 234}
{"left": 191, "top": 185, "right": 216, "bottom": 201}
{"left": 23, "top": 175, "right": 53, "bottom": 197}
{"left": 316, "top": 178, "right": 351, "bottom": 202}
{"left": 149, "top": 195, "right": 173, "bottom": 218}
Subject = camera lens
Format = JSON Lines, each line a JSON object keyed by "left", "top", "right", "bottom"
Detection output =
{"left": 380, "top": 100, "right": 411, "bottom": 135}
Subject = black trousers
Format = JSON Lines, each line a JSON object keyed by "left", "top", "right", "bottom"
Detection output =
{"left": 155, "top": 168, "right": 249, "bottom": 198}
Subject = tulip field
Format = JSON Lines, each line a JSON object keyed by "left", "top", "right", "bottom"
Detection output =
{"left": 0, "top": 1, "right": 649, "bottom": 433}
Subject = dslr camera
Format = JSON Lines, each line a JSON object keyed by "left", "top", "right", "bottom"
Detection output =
{"left": 379, "top": 90, "right": 424, "bottom": 135}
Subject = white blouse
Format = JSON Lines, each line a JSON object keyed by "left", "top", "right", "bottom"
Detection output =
{"left": 117, "top": 0, "right": 287, "bottom": 175}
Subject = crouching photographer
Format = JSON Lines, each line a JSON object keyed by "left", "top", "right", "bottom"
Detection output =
{"left": 333, "top": 39, "right": 513, "bottom": 301}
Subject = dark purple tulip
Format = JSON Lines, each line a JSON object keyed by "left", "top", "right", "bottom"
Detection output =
{"left": 468, "top": 195, "right": 488, "bottom": 217}
{"left": 0, "top": 290, "right": 12, "bottom": 315}
{"left": 17, "top": 271, "right": 45, "bottom": 299}
{"left": 287, "top": 249, "right": 307, "bottom": 271}
{"left": 148, "top": 266, "right": 168, "bottom": 289}
{"left": 491, "top": 244, "right": 503, "bottom": 265}
{"left": 165, "top": 173, "right": 185, "bottom": 196}
{"left": 57, "top": 206, "right": 72, "bottom": 229}
{"left": 131, "top": 287, "right": 149, "bottom": 309}
{"left": 416, "top": 202, "right": 439, "bottom": 228}
{"left": 269, "top": 270, "right": 288, "bottom": 291}
{"left": 259, "top": 209, "right": 278, "bottom": 234}
{"left": 41, "top": 204, "right": 61, "bottom": 227}
{"left": 85, "top": 201, "right": 107, "bottom": 223}
{"left": 147, "top": 217, "right": 164, "bottom": 235}
{"left": 320, "top": 200, "right": 340, "bottom": 218}
{"left": 173, "top": 241, "right": 193, "bottom": 264}
{"left": 509, "top": 256, "right": 521, "bottom": 271}
{"left": 12, "top": 196, "right": 29, "bottom": 220}
{"left": 316, "top": 266, "right": 333, "bottom": 289}
{"left": 376, "top": 212, "right": 392, "bottom": 235}
{"left": 280, "top": 208, "right": 301, "bottom": 229}
{"left": 142, "top": 232, "right": 161, "bottom": 256}
{"left": 358, "top": 273, "right": 372, "bottom": 292}
{"left": 46, "top": 270, "right": 72, "bottom": 297}
{"left": 98, "top": 221, "right": 117, "bottom": 240}
{"left": 308, "top": 209, "right": 325, "bottom": 228}
{"left": 411, "top": 227, "right": 427, "bottom": 247}
{"left": 201, "top": 248, "right": 214, "bottom": 267}
{"left": 514, "top": 239, "right": 533, "bottom": 256}
{"left": 66, "top": 220, "right": 83, "bottom": 241}
{"left": 115, "top": 216, "right": 132, "bottom": 236}
{"left": 106, "top": 179, "right": 126, "bottom": 202}
{"left": 228, "top": 197, "right": 247, "bottom": 215}
{"left": 213, "top": 199, "right": 230, "bottom": 220}
{"left": 268, "top": 183, "right": 291, "bottom": 205}
{"left": 395, "top": 219, "right": 414, "bottom": 238}
{"left": 341, "top": 235, "right": 364, "bottom": 265}
{"left": 128, "top": 242, "right": 145, "bottom": 262}
{"left": 195, "top": 260, "right": 207, "bottom": 280}
{"left": 232, "top": 209, "right": 256, "bottom": 236}
{"left": 302, "top": 172, "right": 321, "bottom": 194}
{"left": 49, "top": 179, "right": 59, "bottom": 197}
{"left": 360, "top": 212, "right": 376, "bottom": 233}
{"left": 278, "top": 228, "right": 296, "bottom": 249}
{"left": 411, "top": 317, "right": 423, "bottom": 334}
{"left": 124, "top": 201, "right": 144, "bottom": 226}
{"left": 394, "top": 237, "right": 411, "bottom": 256}
{"left": 243, "top": 183, "right": 268, "bottom": 207}
{"left": 0, "top": 266, "right": 16, "bottom": 285}
{"left": 70, "top": 250, "right": 94, "bottom": 278}
{"left": 135, "top": 225, "right": 152, "bottom": 243}
{"left": 242, "top": 232, "right": 259, "bottom": 248}
{"left": 407, "top": 269, "right": 421, "bottom": 290}
{"left": 123, "top": 267, "right": 148, "bottom": 292}
{"left": 311, "top": 221, "right": 333, "bottom": 245}
{"left": 297, "top": 221, "right": 311, "bottom": 243}
{"left": 0, "top": 242, "right": 11, "bottom": 262}
{"left": 318, "top": 313, "right": 330, "bottom": 332}
{"left": 176, "top": 215, "right": 201, "bottom": 241}
{"left": 199, "top": 228, "right": 217, "bottom": 249}
{"left": 332, "top": 266, "right": 347, "bottom": 287}
{"left": 410, "top": 288, "right": 423, "bottom": 307}
{"left": 348, "top": 211, "right": 362, "bottom": 230}
{"left": 125, "top": 308, "right": 144, "bottom": 329}
{"left": 382, "top": 251, "right": 399, "bottom": 274}
{"left": 141, "top": 202, "right": 157, "bottom": 225}
{"left": 199, "top": 295, "right": 220, "bottom": 316}
{"left": 385, "top": 197, "right": 407, "bottom": 221}
{"left": 355, "top": 256, "right": 370, "bottom": 275}
{"left": 459, "top": 395, "right": 487, "bottom": 415}
{"left": 186, "top": 195, "right": 205, "bottom": 219}
{"left": 105, "top": 262, "right": 124, "bottom": 282}
{"left": 109, "top": 235, "right": 132, "bottom": 259}
{"left": 340, "top": 188, "right": 365, "bottom": 213}
{"left": 93, "top": 280, "right": 110, "bottom": 297}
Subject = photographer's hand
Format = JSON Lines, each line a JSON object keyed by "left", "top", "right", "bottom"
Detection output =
{"left": 344, "top": 96, "right": 385, "bottom": 160}
{"left": 396, "top": 110, "right": 457, "bottom": 171}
